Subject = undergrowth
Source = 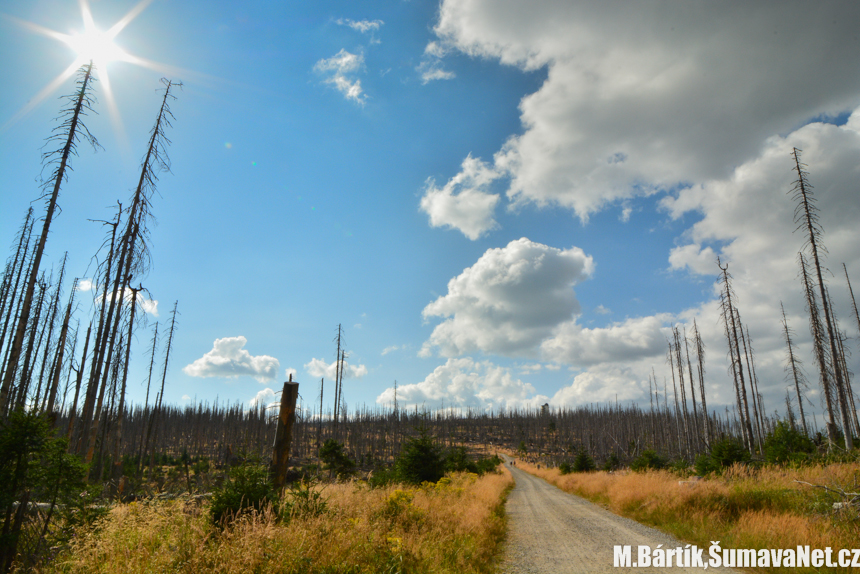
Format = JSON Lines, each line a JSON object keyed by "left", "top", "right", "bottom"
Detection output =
{"left": 37, "top": 469, "right": 513, "bottom": 574}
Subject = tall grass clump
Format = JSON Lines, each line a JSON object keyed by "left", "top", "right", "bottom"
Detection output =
{"left": 209, "top": 459, "right": 278, "bottom": 525}
{"left": 38, "top": 468, "right": 512, "bottom": 574}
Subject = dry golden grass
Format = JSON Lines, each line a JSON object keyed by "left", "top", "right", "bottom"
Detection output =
{"left": 512, "top": 458, "right": 859, "bottom": 573}
{"left": 39, "top": 470, "right": 514, "bottom": 574}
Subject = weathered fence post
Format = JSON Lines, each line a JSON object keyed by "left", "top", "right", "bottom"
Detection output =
{"left": 271, "top": 375, "right": 299, "bottom": 490}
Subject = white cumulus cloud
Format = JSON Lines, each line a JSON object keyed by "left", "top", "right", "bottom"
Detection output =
{"left": 421, "top": 237, "right": 593, "bottom": 357}
{"left": 376, "top": 357, "right": 548, "bottom": 411}
{"left": 249, "top": 388, "right": 277, "bottom": 408}
{"left": 418, "top": 41, "right": 456, "bottom": 83}
{"left": 541, "top": 314, "right": 674, "bottom": 368}
{"left": 76, "top": 280, "right": 158, "bottom": 316}
{"left": 304, "top": 357, "right": 368, "bottom": 380}
{"left": 419, "top": 154, "right": 500, "bottom": 239}
{"left": 183, "top": 336, "right": 279, "bottom": 383}
{"left": 550, "top": 364, "right": 649, "bottom": 407}
{"left": 418, "top": 62, "right": 456, "bottom": 84}
{"left": 336, "top": 18, "right": 384, "bottom": 34}
{"left": 314, "top": 49, "right": 366, "bottom": 103}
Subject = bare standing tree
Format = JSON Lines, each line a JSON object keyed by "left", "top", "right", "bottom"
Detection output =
{"left": 144, "top": 301, "right": 178, "bottom": 471}
{"left": 1, "top": 63, "right": 100, "bottom": 417}
{"left": 44, "top": 277, "right": 78, "bottom": 416}
{"left": 692, "top": 319, "right": 710, "bottom": 447}
{"left": 76, "top": 205, "right": 121, "bottom": 455}
{"left": 682, "top": 326, "right": 701, "bottom": 449}
{"left": 0, "top": 209, "right": 34, "bottom": 376}
{"left": 111, "top": 285, "right": 143, "bottom": 480}
{"left": 718, "top": 259, "right": 754, "bottom": 452}
{"left": 780, "top": 302, "right": 809, "bottom": 436}
{"left": 790, "top": 148, "right": 852, "bottom": 450}
{"left": 86, "top": 80, "right": 180, "bottom": 462}
{"left": 736, "top": 318, "right": 763, "bottom": 452}
{"left": 332, "top": 324, "right": 343, "bottom": 436}
{"left": 799, "top": 252, "right": 838, "bottom": 445}
{"left": 66, "top": 321, "right": 92, "bottom": 440}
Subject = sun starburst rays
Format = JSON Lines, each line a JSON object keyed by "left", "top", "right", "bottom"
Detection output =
{"left": 1, "top": 0, "right": 161, "bottom": 138}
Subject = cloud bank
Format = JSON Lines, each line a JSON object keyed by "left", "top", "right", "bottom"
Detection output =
{"left": 402, "top": 0, "right": 860, "bottom": 414}
{"left": 430, "top": 0, "right": 860, "bottom": 221}
{"left": 377, "top": 357, "right": 548, "bottom": 411}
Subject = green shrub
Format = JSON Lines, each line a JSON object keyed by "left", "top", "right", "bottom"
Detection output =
{"left": 444, "top": 447, "right": 501, "bottom": 475}
{"left": 630, "top": 449, "right": 667, "bottom": 472}
{"left": 444, "top": 446, "right": 472, "bottom": 473}
{"left": 0, "top": 410, "right": 89, "bottom": 569}
{"left": 319, "top": 439, "right": 356, "bottom": 478}
{"left": 602, "top": 452, "right": 620, "bottom": 471}
{"left": 368, "top": 464, "right": 398, "bottom": 488}
{"left": 692, "top": 436, "right": 752, "bottom": 475}
{"left": 710, "top": 436, "right": 751, "bottom": 469}
{"left": 572, "top": 450, "right": 596, "bottom": 472}
{"left": 210, "top": 461, "right": 277, "bottom": 525}
{"left": 558, "top": 461, "right": 572, "bottom": 475}
{"left": 192, "top": 459, "right": 210, "bottom": 475}
{"left": 473, "top": 454, "right": 503, "bottom": 475}
{"left": 763, "top": 422, "right": 815, "bottom": 464}
{"left": 396, "top": 428, "right": 445, "bottom": 484}
{"left": 693, "top": 453, "right": 716, "bottom": 475}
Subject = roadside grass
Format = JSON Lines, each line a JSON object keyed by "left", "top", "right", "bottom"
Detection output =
{"left": 38, "top": 469, "right": 513, "bottom": 574}
{"left": 513, "top": 459, "right": 858, "bottom": 573}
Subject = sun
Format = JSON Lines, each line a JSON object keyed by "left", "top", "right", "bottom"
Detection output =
{"left": 1, "top": 0, "right": 178, "bottom": 135}
{"left": 66, "top": 26, "right": 127, "bottom": 68}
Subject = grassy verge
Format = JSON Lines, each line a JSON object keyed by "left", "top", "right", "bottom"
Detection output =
{"left": 513, "top": 458, "right": 858, "bottom": 573}
{"left": 38, "top": 469, "right": 513, "bottom": 574}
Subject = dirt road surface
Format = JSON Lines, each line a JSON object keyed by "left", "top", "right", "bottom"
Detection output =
{"left": 499, "top": 456, "right": 736, "bottom": 573}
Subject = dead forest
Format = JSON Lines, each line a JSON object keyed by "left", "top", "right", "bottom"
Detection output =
{"left": 1, "top": 60, "right": 860, "bottom": 571}
{"left": 1, "top": 64, "right": 859, "bottom": 478}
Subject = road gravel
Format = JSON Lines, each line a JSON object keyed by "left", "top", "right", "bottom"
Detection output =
{"left": 498, "top": 455, "right": 737, "bottom": 573}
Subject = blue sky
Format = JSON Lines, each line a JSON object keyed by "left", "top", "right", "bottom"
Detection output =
{"left": 2, "top": 0, "right": 860, "bottom": 424}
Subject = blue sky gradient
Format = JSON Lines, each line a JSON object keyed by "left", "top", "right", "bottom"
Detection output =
{"left": 2, "top": 0, "right": 860, "bottom": 424}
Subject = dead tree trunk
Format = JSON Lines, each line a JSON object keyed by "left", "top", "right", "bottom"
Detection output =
{"left": 790, "top": 148, "right": 852, "bottom": 450}
{"left": 719, "top": 259, "right": 755, "bottom": 452}
{"left": 66, "top": 321, "right": 92, "bottom": 441}
{"left": 111, "top": 286, "right": 141, "bottom": 480}
{"left": 271, "top": 376, "right": 299, "bottom": 490}
{"left": 45, "top": 277, "right": 76, "bottom": 415}
{"left": 799, "top": 253, "right": 839, "bottom": 445}
{"left": 1, "top": 63, "right": 99, "bottom": 418}
{"left": 136, "top": 321, "right": 158, "bottom": 475}
{"left": 781, "top": 302, "right": 809, "bottom": 436}
{"left": 692, "top": 319, "right": 710, "bottom": 447}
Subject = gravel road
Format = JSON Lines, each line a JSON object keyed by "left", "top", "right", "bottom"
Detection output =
{"left": 499, "top": 455, "right": 736, "bottom": 573}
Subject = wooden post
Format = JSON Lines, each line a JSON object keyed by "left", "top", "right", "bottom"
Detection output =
{"left": 271, "top": 375, "right": 299, "bottom": 490}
